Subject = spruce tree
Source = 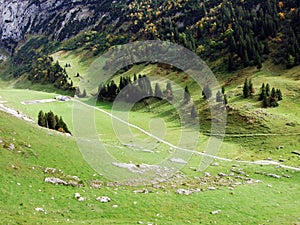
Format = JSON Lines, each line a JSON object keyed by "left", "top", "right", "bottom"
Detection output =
{"left": 271, "top": 87, "right": 276, "bottom": 98}
{"left": 191, "top": 105, "right": 197, "bottom": 119}
{"left": 184, "top": 85, "right": 191, "bottom": 103}
{"left": 221, "top": 86, "right": 225, "bottom": 95}
{"left": 262, "top": 95, "right": 269, "bottom": 108}
{"left": 276, "top": 89, "right": 283, "bottom": 101}
{"left": 46, "top": 111, "right": 56, "bottom": 130}
{"left": 243, "top": 79, "right": 250, "bottom": 98}
{"left": 224, "top": 94, "right": 228, "bottom": 105}
{"left": 249, "top": 79, "right": 254, "bottom": 95}
{"left": 266, "top": 83, "right": 270, "bottom": 96}
{"left": 38, "top": 110, "right": 47, "bottom": 127}
{"left": 216, "top": 90, "right": 223, "bottom": 102}
{"left": 202, "top": 84, "right": 212, "bottom": 99}
{"left": 166, "top": 81, "right": 172, "bottom": 92}
{"left": 259, "top": 83, "right": 266, "bottom": 100}
{"left": 154, "top": 83, "right": 163, "bottom": 99}
{"left": 54, "top": 115, "right": 60, "bottom": 130}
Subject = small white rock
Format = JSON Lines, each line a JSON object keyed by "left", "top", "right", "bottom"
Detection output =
{"left": 211, "top": 210, "right": 221, "bottom": 215}
{"left": 96, "top": 196, "right": 111, "bottom": 203}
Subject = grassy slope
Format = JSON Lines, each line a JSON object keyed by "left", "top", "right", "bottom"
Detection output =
{"left": 0, "top": 111, "right": 300, "bottom": 224}
{"left": 52, "top": 50, "right": 300, "bottom": 166}
{"left": 0, "top": 50, "right": 300, "bottom": 224}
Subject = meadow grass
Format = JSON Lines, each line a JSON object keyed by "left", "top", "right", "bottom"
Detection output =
{"left": 1, "top": 52, "right": 300, "bottom": 224}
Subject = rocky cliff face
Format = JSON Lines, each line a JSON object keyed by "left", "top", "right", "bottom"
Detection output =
{"left": 0, "top": 0, "right": 112, "bottom": 51}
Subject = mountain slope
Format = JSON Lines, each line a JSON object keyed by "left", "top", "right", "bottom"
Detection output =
{"left": 0, "top": 0, "right": 113, "bottom": 53}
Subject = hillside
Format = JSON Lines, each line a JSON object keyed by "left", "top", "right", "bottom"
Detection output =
{"left": 0, "top": 0, "right": 300, "bottom": 224}
{"left": 1, "top": 89, "right": 300, "bottom": 224}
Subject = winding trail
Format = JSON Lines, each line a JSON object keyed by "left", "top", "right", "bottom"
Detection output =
{"left": 74, "top": 99, "right": 300, "bottom": 171}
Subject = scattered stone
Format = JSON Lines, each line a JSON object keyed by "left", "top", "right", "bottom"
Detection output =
{"left": 137, "top": 222, "right": 144, "bottom": 224}
{"left": 211, "top": 162, "right": 219, "bottom": 166}
{"left": 133, "top": 189, "right": 149, "bottom": 194}
{"left": 45, "top": 177, "right": 68, "bottom": 186}
{"left": 204, "top": 172, "right": 211, "bottom": 177}
{"left": 74, "top": 193, "right": 85, "bottom": 202}
{"left": 268, "top": 174, "right": 281, "bottom": 179}
{"left": 96, "top": 196, "right": 111, "bottom": 203}
{"left": 17, "top": 182, "right": 21, "bottom": 186}
{"left": 142, "top": 149, "right": 154, "bottom": 153}
{"left": 89, "top": 180, "right": 103, "bottom": 189}
{"left": 278, "top": 146, "right": 284, "bottom": 149}
{"left": 8, "top": 143, "right": 15, "bottom": 151}
{"left": 44, "top": 167, "right": 62, "bottom": 174}
{"left": 25, "top": 143, "right": 31, "bottom": 148}
{"left": 169, "top": 158, "right": 188, "bottom": 164}
{"left": 283, "top": 174, "right": 291, "bottom": 178}
{"left": 286, "top": 122, "right": 296, "bottom": 127}
{"left": 35, "top": 207, "right": 45, "bottom": 212}
{"left": 218, "top": 172, "right": 227, "bottom": 177}
{"left": 207, "top": 187, "right": 216, "bottom": 191}
{"left": 267, "top": 184, "right": 272, "bottom": 188}
{"left": 112, "top": 205, "right": 118, "bottom": 208}
{"left": 176, "top": 189, "right": 200, "bottom": 195}
{"left": 210, "top": 210, "right": 221, "bottom": 215}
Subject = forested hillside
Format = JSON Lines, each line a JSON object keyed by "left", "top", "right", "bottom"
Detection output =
{"left": 1, "top": 0, "right": 300, "bottom": 90}
{"left": 68, "top": 0, "right": 300, "bottom": 70}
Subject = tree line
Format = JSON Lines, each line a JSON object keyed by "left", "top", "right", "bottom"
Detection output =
{"left": 38, "top": 110, "right": 71, "bottom": 134}
{"left": 97, "top": 74, "right": 174, "bottom": 103}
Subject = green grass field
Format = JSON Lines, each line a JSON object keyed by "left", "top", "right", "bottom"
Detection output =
{"left": 1, "top": 111, "right": 300, "bottom": 224}
{"left": 1, "top": 50, "right": 300, "bottom": 224}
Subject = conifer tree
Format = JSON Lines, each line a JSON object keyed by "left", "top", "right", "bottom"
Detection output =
{"left": 221, "top": 86, "right": 225, "bottom": 95}
{"left": 243, "top": 79, "right": 250, "bottom": 98}
{"left": 271, "top": 87, "right": 276, "bottom": 98}
{"left": 249, "top": 79, "right": 254, "bottom": 95}
{"left": 259, "top": 83, "right": 266, "bottom": 101}
{"left": 224, "top": 94, "right": 228, "bottom": 105}
{"left": 263, "top": 95, "right": 269, "bottom": 108}
{"left": 202, "top": 84, "right": 212, "bottom": 99}
{"left": 38, "top": 110, "right": 47, "bottom": 127}
{"left": 266, "top": 83, "right": 270, "bottom": 96}
{"left": 191, "top": 105, "right": 197, "bottom": 119}
{"left": 184, "top": 85, "right": 191, "bottom": 104}
{"left": 276, "top": 89, "right": 283, "bottom": 101}
{"left": 154, "top": 83, "right": 163, "bottom": 99}
{"left": 54, "top": 115, "right": 60, "bottom": 130}
{"left": 46, "top": 111, "right": 56, "bottom": 129}
{"left": 216, "top": 90, "right": 223, "bottom": 102}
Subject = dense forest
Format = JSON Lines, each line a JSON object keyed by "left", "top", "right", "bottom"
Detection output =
{"left": 65, "top": 0, "right": 300, "bottom": 69}
{"left": 3, "top": 0, "right": 300, "bottom": 92}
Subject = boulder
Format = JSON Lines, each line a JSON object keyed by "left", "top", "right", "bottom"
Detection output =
{"left": 44, "top": 177, "right": 68, "bottom": 185}
{"left": 210, "top": 210, "right": 221, "bottom": 215}
{"left": 96, "top": 196, "right": 111, "bottom": 203}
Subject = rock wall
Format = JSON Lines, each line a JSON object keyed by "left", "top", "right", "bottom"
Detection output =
{"left": 0, "top": 0, "right": 112, "bottom": 49}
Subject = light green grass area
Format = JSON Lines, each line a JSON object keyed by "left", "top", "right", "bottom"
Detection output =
{"left": 1, "top": 111, "right": 300, "bottom": 224}
{"left": 1, "top": 50, "right": 300, "bottom": 224}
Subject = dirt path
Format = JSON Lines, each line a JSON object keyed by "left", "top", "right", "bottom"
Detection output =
{"left": 74, "top": 99, "right": 300, "bottom": 171}
{"left": 0, "top": 103, "right": 35, "bottom": 123}
{"left": 21, "top": 99, "right": 57, "bottom": 105}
